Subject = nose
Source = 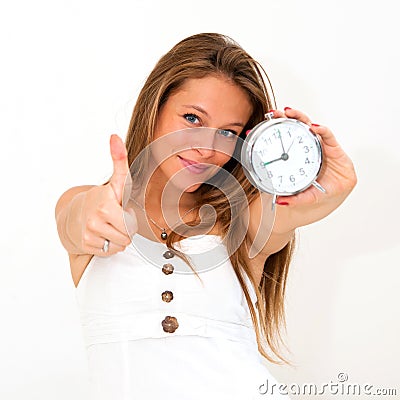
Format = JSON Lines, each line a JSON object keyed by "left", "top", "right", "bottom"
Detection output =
{"left": 195, "top": 146, "right": 215, "bottom": 159}
{"left": 192, "top": 130, "right": 216, "bottom": 159}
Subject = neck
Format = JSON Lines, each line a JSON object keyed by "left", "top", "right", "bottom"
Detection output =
{"left": 130, "top": 165, "right": 200, "bottom": 230}
{"left": 144, "top": 177, "right": 198, "bottom": 211}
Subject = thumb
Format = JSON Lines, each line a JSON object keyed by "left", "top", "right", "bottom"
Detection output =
{"left": 123, "top": 207, "right": 138, "bottom": 238}
{"left": 109, "top": 134, "right": 132, "bottom": 205}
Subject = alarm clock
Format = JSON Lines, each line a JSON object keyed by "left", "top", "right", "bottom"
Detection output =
{"left": 241, "top": 112, "right": 326, "bottom": 207}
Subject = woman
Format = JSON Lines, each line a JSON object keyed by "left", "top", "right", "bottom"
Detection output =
{"left": 55, "top": 33, "right": 356, "bottom": 399}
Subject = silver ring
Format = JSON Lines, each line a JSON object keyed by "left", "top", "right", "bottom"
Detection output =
{"left": 102, "top": 239, "right": 110, "bottom": 252}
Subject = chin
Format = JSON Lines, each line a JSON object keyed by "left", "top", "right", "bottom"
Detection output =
{"left": 184, "top": 183, "right": 203, "bottom": 193}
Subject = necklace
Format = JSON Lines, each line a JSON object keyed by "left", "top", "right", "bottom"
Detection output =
{"left": 130, "top": 197, "right": 198, "bottom": 241}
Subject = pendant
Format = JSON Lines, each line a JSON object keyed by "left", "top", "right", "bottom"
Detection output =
{"left": 161, "top": 229, "right": 168, "bottom": 240}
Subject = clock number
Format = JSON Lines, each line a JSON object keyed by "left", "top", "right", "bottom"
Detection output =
{"left": 298, "top": 136, "right": 303, "bottom": 144}
{"left": 299, "top": 168, "right": 305, "bottom": 175}
{"left": 289, "top": 175, "right": 295, "bottom": 182}
{"left": 305, "top": 157, "right": 310, "bottom": 164}
{"left": 304, "top": 146, "right": 310, "bottom": 153}
{"left": 262, "top": 137, "right": 272, "bottom": 145}
{"left": 287, "top": 129, "right": 292, "bottom": 138}
{"left": 259, "top": 161, "right": 266, "bottom": 169}
{"left": 278, "top": 176, "right": 283, "bottom": 183}
{"left": 267, "top": 170, "right": 273, "bottom": 179}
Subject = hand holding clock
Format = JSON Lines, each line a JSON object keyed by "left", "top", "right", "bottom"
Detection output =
{"left": 270, "top": 107, "right": 357, "bottom": 232}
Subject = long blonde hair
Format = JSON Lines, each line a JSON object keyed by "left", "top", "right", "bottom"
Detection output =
{"left": 123, "top": 33, "right": 295, "bottom": 364}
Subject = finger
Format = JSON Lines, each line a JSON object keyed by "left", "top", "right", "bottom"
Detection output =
{"left": 276, "top": 187, "right": 317, "bottom": 208}
{"left": 86, "top": 218, "right": 133, "bottom": 248}
{"left": 276, "top": 194, "right": 298, "bottom": 207}
{"left": 309, "top": 123, "right": 340, "bottom": 148}
{"left": 85, "top": 241, "right": 128, "bottom": 257}
{"left": 96, "top": 205, "right": 138, "bottom": 239}
{"left": 268, "top": 109, "right": 285, "bottom": 118}
{"left": 282, "top": 107, "right": 312, "bottom": 126}
{"left": 87, "top": 206, "right": 138, "bottom": 242}
{"left": 109, "top": 134, "right": 132, "bottom": 205}
{"left": 100, "top": 223, "right": 132, "bottom": 247}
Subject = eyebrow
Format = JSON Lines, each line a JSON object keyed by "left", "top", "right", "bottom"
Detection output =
{"left": 182, "top": 104, "right": 246, "bottom": 128}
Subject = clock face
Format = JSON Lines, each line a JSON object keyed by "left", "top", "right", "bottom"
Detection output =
{"left": 246, "top": 119, "right": 322, "bottom": 195}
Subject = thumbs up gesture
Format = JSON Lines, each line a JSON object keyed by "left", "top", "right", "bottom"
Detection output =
{"left": 108, "top": 133, "right": 133, "bottom": 207}
{"left": 68, "top": 134, "right": 138, "bottom": 256}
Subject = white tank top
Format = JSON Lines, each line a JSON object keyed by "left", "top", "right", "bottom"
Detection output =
{"left": 74, "top": 233, "right": 292, "bottom": 400}
{"left": 75, "top": 233, "right": 259, "bottom": 349}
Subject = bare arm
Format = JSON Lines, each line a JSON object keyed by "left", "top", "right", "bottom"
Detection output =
{"left": 55, "top": 185, "right": 96, "bottom": 254}
{"left": 246, "top": 193, "right": 295, "bottom": 260}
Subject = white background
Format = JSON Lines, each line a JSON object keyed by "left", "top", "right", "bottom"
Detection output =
{"left": 1, "top": 0, "right": 399, "bottom": 399}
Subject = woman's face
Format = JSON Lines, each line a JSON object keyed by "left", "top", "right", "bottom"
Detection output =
{"left": 151, "top": 75, "right": 253, "bottom": 193}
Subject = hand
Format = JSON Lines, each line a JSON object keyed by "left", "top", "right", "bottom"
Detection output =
{"left": 68, "top": 134, "right": 138, "bottom": 256}
{"left": 270, "top": 107, "right": 357, "bottom": 233}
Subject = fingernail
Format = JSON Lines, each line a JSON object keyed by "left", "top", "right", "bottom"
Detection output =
{"left": 284, "top": 107, "right": 292, "bottom": 111}
{"left": 311, "top": 123, "right": 320, "bottom": 127}
{"left": 276, "top": 201, "right": 289, "bottom": 206}
{"left": 245, "top": 129, "right": 252, "bottom": 136}
{"left": 268, "top": 109, "right": 275, "bottom": 113}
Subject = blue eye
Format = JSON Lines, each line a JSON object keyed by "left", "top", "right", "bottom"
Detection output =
{"left": 184, "top": 113, "right": 200, "bottom": 124}
{"left": 216, "top": 129, "right": 236, "bottom": 139}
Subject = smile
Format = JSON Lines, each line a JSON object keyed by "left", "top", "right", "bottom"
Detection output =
{"left": 178, "top": 156, "right": 210, "bottom": 174}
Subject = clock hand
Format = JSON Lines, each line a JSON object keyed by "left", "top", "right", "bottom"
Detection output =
{"left": 263, "top": 131, "right": 292, "bottom": 166}
{"left": 263, "top": 156, "right": 283, "bottom": 166}
{"left": 277, "top": 129, "right": 286, "bottom": 153}
{"left": 286, "top": 137, "right": 296, "bottom": 154}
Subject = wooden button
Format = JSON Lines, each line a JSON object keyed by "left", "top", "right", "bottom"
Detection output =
{"left": 162, "top": 263, "right": 174, "bottom": 275}
{"left": 161, "top": 316, "right": 179, "bottom": 333}
{"left": 163, "top": 250, "right": 174, "bottom": 259}
{"left": 161, "top": 290, "right": 173, "bottom": 302}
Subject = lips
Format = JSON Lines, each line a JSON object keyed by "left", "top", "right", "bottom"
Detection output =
{"left": 178, "top": 156, "right": 210, "bottom": 174}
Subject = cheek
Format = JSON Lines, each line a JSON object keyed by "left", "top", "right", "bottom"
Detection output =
{"left": 159, "top": 155, "right": 179, "bottom": 173}
{"left": 215, "top": 152, "right": 232, "bottom": 167}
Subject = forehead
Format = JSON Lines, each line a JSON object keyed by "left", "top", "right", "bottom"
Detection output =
{"left": 167, "top": 75, "right": 253, "bottom": 122}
